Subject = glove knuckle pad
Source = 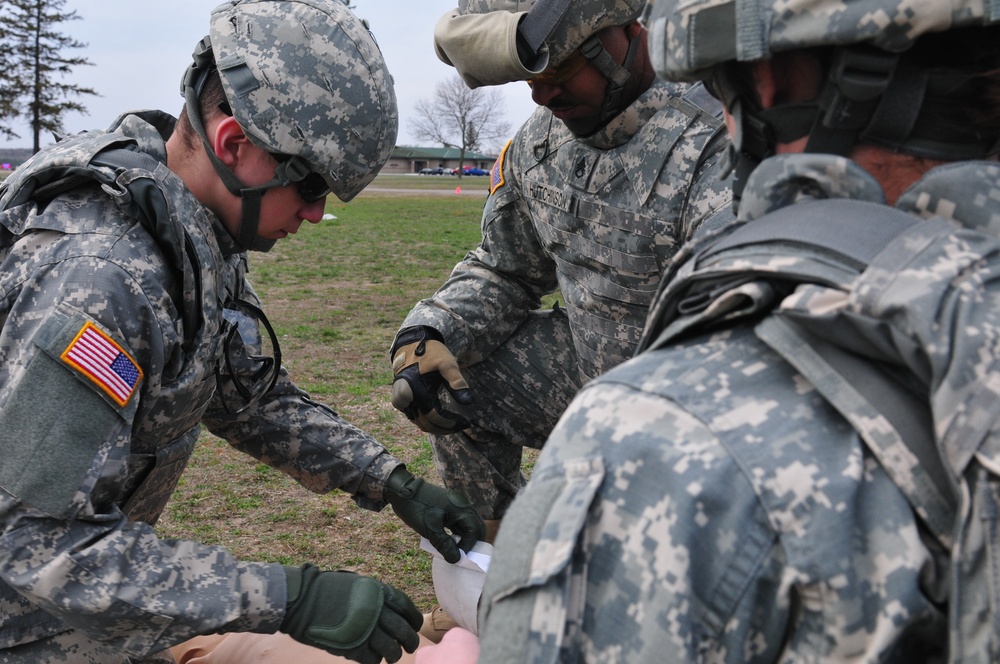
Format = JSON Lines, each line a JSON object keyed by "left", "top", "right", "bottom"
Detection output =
{"left": 311, "top": 575, "right": 384, "bottom": 648}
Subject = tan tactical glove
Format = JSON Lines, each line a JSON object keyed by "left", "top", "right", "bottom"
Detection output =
{"left": 390, "top": 326, "right": 473, "bottom": 434}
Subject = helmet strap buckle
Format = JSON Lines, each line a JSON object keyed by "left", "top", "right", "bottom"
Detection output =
{"left": 805, "top": 46, "right": 897, "bottom": 155}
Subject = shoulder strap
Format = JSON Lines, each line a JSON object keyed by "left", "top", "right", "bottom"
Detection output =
{"left": 2, "top": 137, "right": 208, "bottom": 353}
{"left": 699, "top": 198, "right": 919, "bottom": 268}
{"left": 641, "top": 198, "right": 920, "bottom": 351}
{"left": 756, "top": 315, "right": 958, "bottom": 547}
{"left": 644, "top": 197, "right": 960, "bottom": 545}
{"left": 679, "top": 81, "right": 725, "bottom": 121}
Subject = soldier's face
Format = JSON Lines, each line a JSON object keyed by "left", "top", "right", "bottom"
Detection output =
{"left": 225, "top": 145, "right": 328, "bottom": 241}
{"left": 528, "top": 25, "right": 636, "bottom": 124}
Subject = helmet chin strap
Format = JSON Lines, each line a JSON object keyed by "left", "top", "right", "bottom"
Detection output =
{"left": 180, "top": 37, "right": 288, "bottom": 253}
{"left": 563, "top": 31, "right": 643, "bottom": 136}
{"left": 716, "top": 44, "right": 1000, "bottom": 207}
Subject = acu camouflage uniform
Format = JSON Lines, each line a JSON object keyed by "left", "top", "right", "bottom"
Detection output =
{"left": 477, "top": 152, "right": 1000, "bottom": 662}
{"left": 0, "top": 113, "right": 399, "bottom": 662}
{"left": 396, "top": 79, "right": 732, "bottom": 519}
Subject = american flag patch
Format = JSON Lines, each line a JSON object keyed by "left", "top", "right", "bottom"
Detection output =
{"left": 490, "top": 140, "right": 512, "bottom": 196}
{"left": 60, "top": 322, "right": 143, "bottom": 407}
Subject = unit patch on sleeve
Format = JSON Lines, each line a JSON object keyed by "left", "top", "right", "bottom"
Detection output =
{"left": 490, "top": 139, "right": 512, "bottom": 196}
{"left": 60, "top": 321, "right": 143, "bottom": 407}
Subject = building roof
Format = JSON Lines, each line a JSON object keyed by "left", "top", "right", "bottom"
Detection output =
{"left": 391, "top": 145, "right": 497, "bottom": 161}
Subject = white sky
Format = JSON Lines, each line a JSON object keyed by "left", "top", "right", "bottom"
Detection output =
{"left": 0, "top": 0, "right": 538, "bottom": 150}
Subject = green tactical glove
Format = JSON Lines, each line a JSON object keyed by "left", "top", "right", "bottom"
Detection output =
{"left": 390, "top": 326, "right": 474, "bottom": 434}
{"left": 384, "top": 466, "right": 486, "bottom": 564}
{"left": 280, "top": 564, "right": 421, "bottom": 664}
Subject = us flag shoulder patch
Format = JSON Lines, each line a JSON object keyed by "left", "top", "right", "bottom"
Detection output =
{"left": 490, "top": 140, "right": 512, "bottom": 196}
{"left": 60, "top": 322, "right": 143, "bottom": 407}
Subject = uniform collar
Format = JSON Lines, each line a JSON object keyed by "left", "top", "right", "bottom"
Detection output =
{"left": 737, "top": 154, "right": 887, "bottom": 222}
{"left": 574, "top": 79, "right": 667, "bottom": 150}
{"left": 739, "top": 153, "right": 1000, "bottom": 236}
{"left": 115, "top": 110, "right": 245, "bottom": 258}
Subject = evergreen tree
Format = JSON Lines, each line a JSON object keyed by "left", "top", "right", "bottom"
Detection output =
{"left": 0, "top": 0, "right": 96, "bottom": 152}
{"left": 0, "top": 0, "right": 25, "bottom": 141}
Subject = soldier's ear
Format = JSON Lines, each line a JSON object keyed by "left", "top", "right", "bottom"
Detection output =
{"left": 210, "top": 115, "right": 251, "bottom": 170}
{"left": 750, "top": 60, "right": 779, "bottom": 110}
{"left": 754, "top": 52, "right": 824, "bottom": 110}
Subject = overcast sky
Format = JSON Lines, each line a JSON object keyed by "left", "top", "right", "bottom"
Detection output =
{"left": 0, "top": 0, "right": 538, "bottom": 151}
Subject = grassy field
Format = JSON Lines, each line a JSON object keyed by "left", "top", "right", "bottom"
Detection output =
{"left": 367, "top": 172, "right": 492, "bottom": 192}
{"left": 155, "top": 175, "right": 528, "bottom": 610}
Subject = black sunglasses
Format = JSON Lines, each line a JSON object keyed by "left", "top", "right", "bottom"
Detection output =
{"left": 271, "top": 152, "right": 333, "bottom": 203}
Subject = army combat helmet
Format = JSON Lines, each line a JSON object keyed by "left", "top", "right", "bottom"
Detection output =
{"left": 181, "top": 0, "right": 398, "bottom": 251}
{"left": 643, "top": 0, "right": 1000, "bottom": 197}
{"left": 435, "top": 0, "right": 645, "bottom": 134}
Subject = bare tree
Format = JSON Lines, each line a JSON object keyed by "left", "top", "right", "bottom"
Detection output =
{"left": 0, "top": 0, "right": 97, "bottom": 152}
{"left": 411, "top": 75, "right": 511, "bottom": 178}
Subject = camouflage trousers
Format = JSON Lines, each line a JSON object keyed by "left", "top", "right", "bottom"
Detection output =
{"left": 0, "top": 630, "right": 174, "bottom": 663}
{"left": 431, "top": 308, "right": 583, "bottom": 520}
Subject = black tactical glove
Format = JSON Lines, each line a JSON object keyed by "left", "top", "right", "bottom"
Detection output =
{"left": 384, "top": 466, "right": 486, "bottom": 564}
{"left": 280, "top": 564, "right": 421, "bottom": 664}
{"left": 390, "top": 326, "right": 474, "bottom": 434}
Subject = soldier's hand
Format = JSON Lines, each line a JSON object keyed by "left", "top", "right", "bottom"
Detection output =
{"left": 390, "top": 326, "right": 473, "bottom": 434}
{"left": 281, "top": 564, "right": 421, "bottom": 664}
{"left": 384, "top": 466, "right": 485, "bottom": 564}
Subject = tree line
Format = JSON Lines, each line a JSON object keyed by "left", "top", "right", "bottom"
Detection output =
{"left": 0, "top": 0, "right": 96, "bottom": 152}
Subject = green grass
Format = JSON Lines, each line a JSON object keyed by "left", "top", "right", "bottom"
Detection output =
{"left": 155, "top": 184, "right": 546, "bottom": 609}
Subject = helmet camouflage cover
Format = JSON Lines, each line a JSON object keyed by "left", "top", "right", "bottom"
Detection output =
{"left": 459, "top": 0, "right": 645, "bottom": 68}
{"left": 436, "top": 0, "right": 645, "bottom": 87}
{"left": 645, "top": 0, "right": 1000, "bottom": 82}
{"left": 210, "top": 0, "right": 398, "bottom": 202}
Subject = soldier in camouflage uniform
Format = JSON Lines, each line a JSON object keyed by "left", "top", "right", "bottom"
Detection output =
{"left": 460, "top": 0, "right": 1000, "bottom": 662}
{"left": 388, "top": 0, "right": 734, "bottom": 544}
{"left": 0, "top": 1, "right": 485, "bottom": 663}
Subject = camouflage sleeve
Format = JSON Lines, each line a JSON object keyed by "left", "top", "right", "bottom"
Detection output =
{"left": 0, "top": 492, "right": 285, "bottom": 655}
{"left": 202, "top": 277, "right": 401, "bottom": 510}
{"left": 479, "top": 332, "right": 943, "bottom": 661}
{"left": 476, "top": 380, "right": 789, "bottom": 662}
{"left": 202, "top": 367, "right": 401, "bottom": 511}
{"left": 0, "top": 251, "right": 285, "bottom": 656}
{"left": 396, "top": 133, "right": 559, "bottom": 364}
{"left": 679, "top": 128, "right": 736, "bottom": 242}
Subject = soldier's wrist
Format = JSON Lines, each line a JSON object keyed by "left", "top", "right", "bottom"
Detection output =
{"left": 390, "top": 326, "right": 443, "bottom": 357}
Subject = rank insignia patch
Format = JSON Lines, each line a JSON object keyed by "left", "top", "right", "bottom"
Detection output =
{"left": 490, "top": 140, "right": 512, "bottom": 196}
{"left": 61, "top": 322, "right": 143, "bottom": 407}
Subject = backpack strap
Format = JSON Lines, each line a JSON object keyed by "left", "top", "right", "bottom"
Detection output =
{"left": 700, "top": 198, "right": 920, "bottom": 268}
{"left": 2, "top": 137, "right": 207, "bottom": 353}
{"left": 646, "top": 198, "right": 960, "bottom": 546}
{"left": 756, "top": 314, "right": 958, "bottom": 547}
{"left": 643, "top": 199, "right": 920, "bottom": 351}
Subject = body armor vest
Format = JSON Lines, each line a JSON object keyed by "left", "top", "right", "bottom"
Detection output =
{"left": 0, "top": 113, "right": 237, "bottom": 525}
{"left": 638, "top": 166, "right": 1000, "bottom": 663}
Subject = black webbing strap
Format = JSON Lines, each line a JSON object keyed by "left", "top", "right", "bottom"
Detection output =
{"left": 90, "top": 146, "right": 163, "bottom": 174}
{"left": 518, "top": 0, "right": 574, "bottom": 56}
{"left": 699, "top": 198, "right": 920, "bottom": 270}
